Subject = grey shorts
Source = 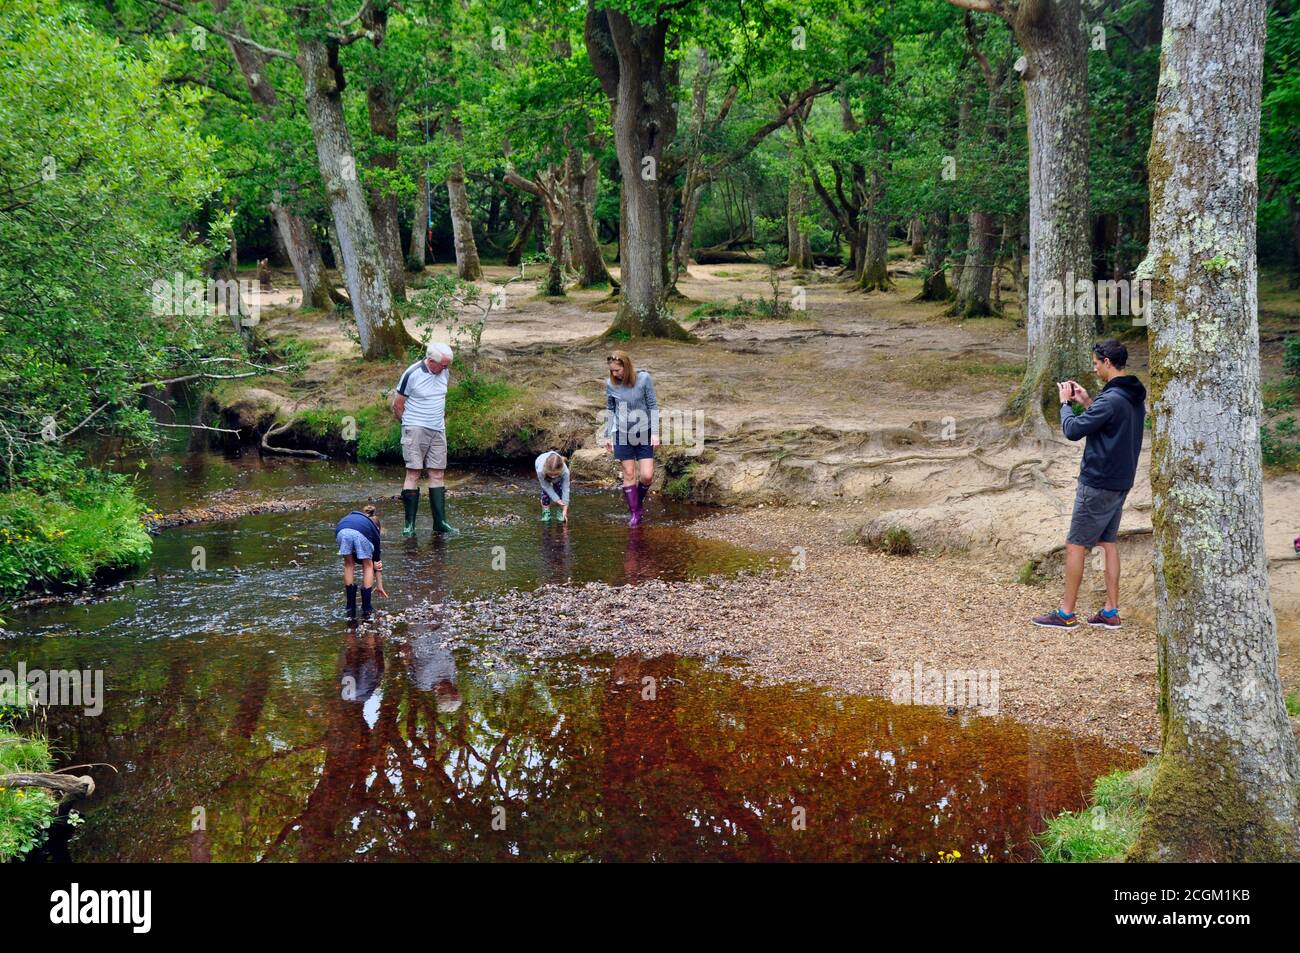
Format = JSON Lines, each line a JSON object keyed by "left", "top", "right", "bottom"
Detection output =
{"left": 401, "top": 425, "right": 447, "bottom": 470}
{"left": 1067, "top": 483, "right": 1128, "bottom": 547}
{"left": 336, "top": 528, "right": 374, "bottom": 560}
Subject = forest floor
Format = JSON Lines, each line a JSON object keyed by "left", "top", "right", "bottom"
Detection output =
{"left": 237, "top": 251, "right": 1300, "bottom": 748}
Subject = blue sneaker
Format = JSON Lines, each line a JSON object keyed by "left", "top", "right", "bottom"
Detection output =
{"left": 1031, "top": 608, "right": 1079, "bottom": 629}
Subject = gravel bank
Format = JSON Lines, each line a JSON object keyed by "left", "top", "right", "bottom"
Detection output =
{"left": 387, "top": 503, "right": 1160, "bottom": 749}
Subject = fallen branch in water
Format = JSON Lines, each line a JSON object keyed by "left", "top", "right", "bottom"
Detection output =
{"left": 262, "top": 419, "right": 330, "bottom": 460}
{"left": 0, "top": 771, "right": 95, "bottom": 800}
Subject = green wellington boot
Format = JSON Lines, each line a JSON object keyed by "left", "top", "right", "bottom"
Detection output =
{"left": 401, "top": 489, "right": 420, "bottom": 537}
{"left": 428, "top": 486, "right": 458, "bottom": 534}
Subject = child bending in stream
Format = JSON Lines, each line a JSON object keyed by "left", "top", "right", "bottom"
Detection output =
{"left": 336, "top": 505, "right": 387, "bottom": 620}
{"left": 535, "top": 451, "right": 571, "bottom": 523}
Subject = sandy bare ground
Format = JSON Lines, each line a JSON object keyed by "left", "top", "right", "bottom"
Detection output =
{"left": 243, "top": 258, "right": 1300, "bottom": 734}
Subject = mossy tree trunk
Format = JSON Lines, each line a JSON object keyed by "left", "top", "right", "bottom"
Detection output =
{"left": 445, "top": 113, "right": 483, "bottom": 282}
{"left": 295, "top": 28, "right": 412, "bottom": 358}
{"left": 1130, "top": 0, "right": 1300, "bottom": 862}
{"left": 586, "top": 2, "right": 690, "bottom": 339}
{"left": 950, "top": 210, "right": 997, "bottom": 316}
{"left": 917, "top": 209, "right": 950, "bottom": 300}
{"left": 566, "top": 145, "right": 614, "bottom": 287}
{"left": 952, "top": 0, "right": 1093, "bottom": 421}
{"left": 787, "top": 174, "right": 814, "bottom": 272}
{"left": 1011, "top": 0, "right": 1093, "bottom": 419}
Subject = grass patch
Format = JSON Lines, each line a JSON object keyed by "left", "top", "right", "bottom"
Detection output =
{"left": 1036, "top": 763, "right": 1154, "bottom": 862}
{"left": 688, "top": 299, "right": 760, "bottom": 321}
{"left": 0, "top": 474, "right": 151, "bottom": 596}
{"left": 0, "top": 687, "right": 62, "bottom": 861}
{"left": 662, "top": 463, "right": 699, "bottom": 501}
{"left": 860, "top": 525, "right": 915, "bottom": 556}
{"left": 1286, "top": 690, "right": 1299, "bottom": 718}
{"left": 877, "top": 354, "right": 1025, "bottom": 391}
{"left": 1015, "top": 559, "right": 1047, "bottom": 586}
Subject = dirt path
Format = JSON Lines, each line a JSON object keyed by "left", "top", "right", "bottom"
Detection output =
{"left": 243, "top": 257, "right": 1300, "bottom": 730}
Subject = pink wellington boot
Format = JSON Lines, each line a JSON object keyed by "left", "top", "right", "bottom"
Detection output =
{"left": 623, "top": 484, "right": 642, "bottom": 527}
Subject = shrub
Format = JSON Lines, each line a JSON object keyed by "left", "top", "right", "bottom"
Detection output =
{"left": 0, "top": 473, "right": 151, "bottom": 595}
{"left": 0, "top": 686, "right": 61, "bottom": 862}
{"left": 858, "top": 525, "right": 917, "bottom": 556}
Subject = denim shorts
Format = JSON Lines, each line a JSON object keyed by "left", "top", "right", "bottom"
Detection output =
{"left": 613, "top": 442, "right": 655, "bottom": 462}
{"left": 336, "top": 527, "right": 375, "bottom": 560}
{"left": 1067, "top": 483, "right": 1128, "bottom": 547}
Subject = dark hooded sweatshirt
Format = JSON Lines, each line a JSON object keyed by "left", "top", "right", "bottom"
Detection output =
{"left": 1061, "top": 375, "right": 1147, "bottom": 491}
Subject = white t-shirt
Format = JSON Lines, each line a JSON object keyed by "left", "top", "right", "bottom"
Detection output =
{"left": 396, "top": 361, "right": 448, "bottom": 431}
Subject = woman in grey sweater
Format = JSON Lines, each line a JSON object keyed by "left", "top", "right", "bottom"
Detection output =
{"left": 601, "top": 350, "right": 658, "bottom": 526}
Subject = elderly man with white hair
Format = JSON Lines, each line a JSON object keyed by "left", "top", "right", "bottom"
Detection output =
{"left": 394, "top": 341, "right": 457, "bottom": 535}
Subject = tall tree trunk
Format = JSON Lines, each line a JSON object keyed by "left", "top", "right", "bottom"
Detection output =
{"left": 213, "top": 0, "right": 332, "bottom": 311}
{"left": 909, "top": 217, "right": 925, "bottom": 256}
{"left": 359, "top": 0, "right": 405, "bottom": 299}
{"left": 854, "top": 48, "right": 892, "bottom": 293}
{"left": 586, "top": 3, "right": 689, "bottom": 338}
{"left": 917, "top": 209, "right": 950, "bottom": 300}
{"left": 505, "top": 199, "right": 539, "bottom": 266}
{"left": 787, "top": 175, "right": 814, "bottom": 272}
{"left": 566, "top": 147, "right": 614, "bottom": 286}
{"left": 1129, "top": 0, "right": 1300, "bottom": 862}
{"left": 295, "top": 32, "right": 410, "bottom": 358}
{"left": 1006, "top": 0, "right": 1093, "bottom": 421}
{"left": 270, "top": 201, "right": 333, "bottom": 309}
{"left": 445, "top": 114, "right": 483, "bottom": 281}
{"left": 408, "top": 173, "right": 429, "bottom": 268}
{"left": 950, "top": 210, "right": 997, "bottom": 317}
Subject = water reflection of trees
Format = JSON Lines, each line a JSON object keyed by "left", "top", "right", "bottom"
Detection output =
{"left": 36, "top": 628, "right": 1133, "bottom": 862}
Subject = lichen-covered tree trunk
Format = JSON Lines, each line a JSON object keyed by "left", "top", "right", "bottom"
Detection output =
{"left": 408, "top": 173, "right": 429, "bottom": 268}
{"left": 857, "top": 210, "right": 890, "bottom": 291}
{"left": 1007, "top": 0, "right": 1093, "bottom": 421}
{"left": 950, "top": 210, "right": 996, "bottom": 317}
{"left": 917, "top": 209, "right": 950, "bottom": 301}
{"left": 586, "top": 3, "right": 689, "bottom": 339}
{"left": 1129, "top": 0, "right": 1300, "bottom": 862}
{"left": 295, "top": 34, "right": 410, "bottom": 358}
{"left": 445, "top": 114, "right": 482, "bottom": 281}
{"left": 787, "top": 175, "right": 814, "bottom": 272}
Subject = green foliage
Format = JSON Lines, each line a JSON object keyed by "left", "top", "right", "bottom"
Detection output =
{"left": 0, "top": 469, "right": 151, "bottom": 595}
{"left": 1015, "top": 559, "right": 1046, "bottom": 587}
{"left": 0, "top": 0, "right": 240, "bottom": 484}
{"left": 688, "top": 299, "right": 761, "bottom": 321}
{"left": 663, "top": 463, "right": 698, "bottom": 501}
{"left": 0, "top": 688, "right": 59, "bottom": 861}
{"left": 444, "top": 373, "right": 522, "bottom": 457}
{"left": 1261, "top": 416, "right": 1300, "bottom": 467}
{"left": 864, "top": 526, "right": 916, "bottom": 556}
{"left": 1037, "top": 765, "right": 1153, "bottom": 863}
{"left": 354, "top": 404, "right": 402, "bottom": 463}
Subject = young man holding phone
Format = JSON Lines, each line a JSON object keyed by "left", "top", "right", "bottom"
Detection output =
{"left": 1032, "top": 339, "right": 1147, "bottom": 630}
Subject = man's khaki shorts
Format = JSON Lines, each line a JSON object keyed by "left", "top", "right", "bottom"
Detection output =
{"left": 401, "top": 425, "right": 447, "bottom": 470}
